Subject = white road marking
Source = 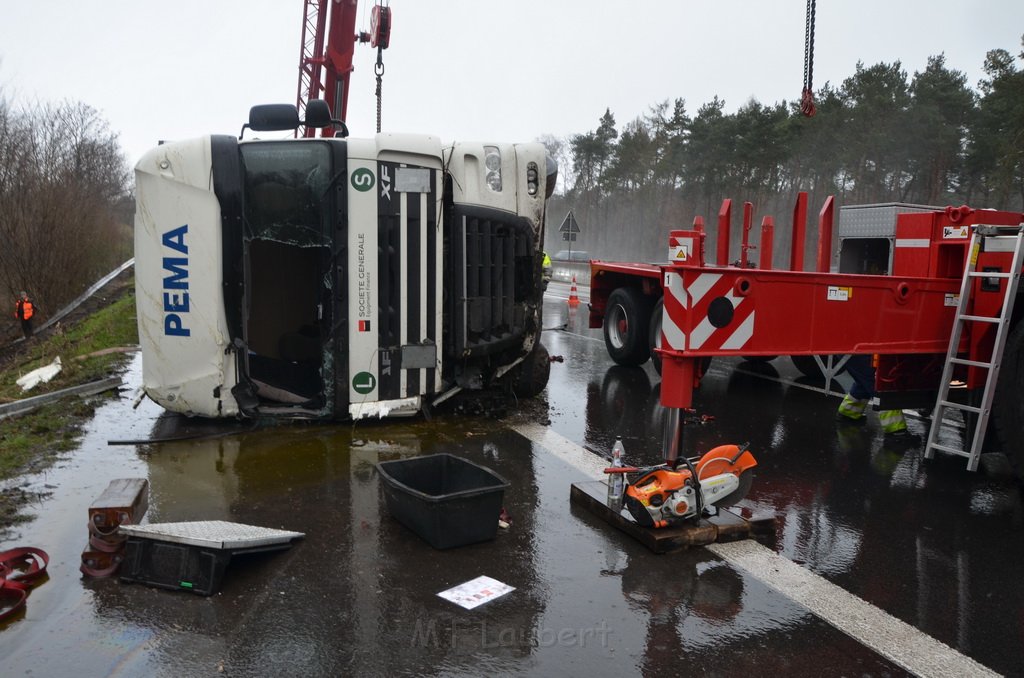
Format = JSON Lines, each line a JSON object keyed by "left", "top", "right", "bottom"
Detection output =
{"left": 706, "top": 540, "right": 997, "bottom": 678}
{"left": 513, "top": 422, "right": 998, "bottom": 678}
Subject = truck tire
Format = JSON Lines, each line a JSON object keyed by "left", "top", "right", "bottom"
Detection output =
{"left": 603, "top": 287, "right": 653, "bottom": 367}
{"left": 992, "top": 320, "right": 1024, "bottom": 473}
{"left": 649, "top": 297, "right": 664, "bottom": 375}
{"left": 512, "top": 341, "right": 551, "bottom": 399}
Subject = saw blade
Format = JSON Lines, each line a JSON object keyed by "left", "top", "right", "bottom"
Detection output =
{"left": 713, "top": 471, "right": 754, "bottom": 508}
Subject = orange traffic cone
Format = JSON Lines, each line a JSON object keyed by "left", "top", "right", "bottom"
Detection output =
{"left": 568, "top": 275, "right": 580, "bottom": 306}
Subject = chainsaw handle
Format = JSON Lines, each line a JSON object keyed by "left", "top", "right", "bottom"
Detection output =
{"left": 603, "top": 466, "right": 642, "bottom": 474}
{"left": 730, "top": 442, "right": 751, "bottom": 464}
{"left": 603, "top": 464, "right": 670, "bottom": 475}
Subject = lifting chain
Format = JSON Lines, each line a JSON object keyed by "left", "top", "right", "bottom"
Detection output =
{"left": 801, "top": 0, "right": 816, "bottom": 117}
{"left": 370, "top": 1, "right": 391, "bottom": 133}
{"left": 375, "top": 48, "right": 384, "bottom": 133}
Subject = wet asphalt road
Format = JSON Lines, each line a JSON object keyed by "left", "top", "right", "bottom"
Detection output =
{"left": 1, "top": 281, "right": 1022, "bottom": 676}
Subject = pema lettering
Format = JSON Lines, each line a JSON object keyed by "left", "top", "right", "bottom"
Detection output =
{"left": 162, "top": 224, "right": 190, "bottom": 336}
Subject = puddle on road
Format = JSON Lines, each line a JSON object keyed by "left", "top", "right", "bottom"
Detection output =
{"left": 2, "top": 301, "right": 1023, "bottom": 674}
{"left": 0, "top": 350, "right": 892, "bottom": 676}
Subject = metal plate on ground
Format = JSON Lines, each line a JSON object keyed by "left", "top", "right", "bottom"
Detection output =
{"left": 119, "top": 521, "right": 304, "bottom": 550}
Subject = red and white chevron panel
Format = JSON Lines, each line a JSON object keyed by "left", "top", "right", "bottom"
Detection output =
{"left": 661, "top": 271, "right": 755, "bottom": 353}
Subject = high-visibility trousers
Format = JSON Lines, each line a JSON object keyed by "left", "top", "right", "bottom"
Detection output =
{"left": 838, "top": 394, "right": 868, "bottom": 420}
{"left": 879, "top": 409, "right": 908, "bottom": 435}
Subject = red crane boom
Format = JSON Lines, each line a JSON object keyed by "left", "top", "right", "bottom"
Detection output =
{"left": 296, "top": 0, "right": 391, "bottom": 137}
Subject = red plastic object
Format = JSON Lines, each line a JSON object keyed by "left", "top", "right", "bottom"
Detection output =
{"left": 0, "top": 547, "right": 49, "bottom": 622}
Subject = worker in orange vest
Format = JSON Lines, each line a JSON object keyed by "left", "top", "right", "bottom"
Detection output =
{"left": 15, "top": 291, "right": 35, "bottom": 339}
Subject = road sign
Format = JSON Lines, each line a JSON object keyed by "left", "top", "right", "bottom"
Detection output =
{"left": 562, "top": 233, "right": 577, "bottom": 242}
{"left": 558, "top": 211, "right": 580, "bottom": 234}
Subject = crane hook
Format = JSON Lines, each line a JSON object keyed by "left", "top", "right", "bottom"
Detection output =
{"left": 801, "top": 0, "right": 817, "bottom": 117}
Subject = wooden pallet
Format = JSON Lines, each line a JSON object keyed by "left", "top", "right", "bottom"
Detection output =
{"left": 570, "top": 480, "right": 775, "bottom": 554}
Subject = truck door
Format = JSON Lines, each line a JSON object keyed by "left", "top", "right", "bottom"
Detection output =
{"left": 236, "top": 141, "right": 337, "bottom": 414}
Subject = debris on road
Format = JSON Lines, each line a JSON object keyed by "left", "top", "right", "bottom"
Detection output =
{"left": 377, "top": 453, "right": 509, "bottom": 549}
{"left": 118, "top": 521, "right": 304, "bottom": 596}
{"left": 0, "top": 546, "right": 49, "bottom": 622}
{"left": 16, "top": 356, "right": 62, "bottom": 391}
{"left": 437, "top": 575, "right": 515, "bottom": 610}
{"left": 81, "top": 478, "right": 149, "bottom": 578}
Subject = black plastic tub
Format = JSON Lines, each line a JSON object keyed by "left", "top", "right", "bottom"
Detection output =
{"left": 376, "top": 453, "right": 509, "bottom": 549}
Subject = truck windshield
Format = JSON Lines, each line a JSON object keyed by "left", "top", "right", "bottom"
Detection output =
{"left": 241, "top": 142, "right": 333, "bottom": 248}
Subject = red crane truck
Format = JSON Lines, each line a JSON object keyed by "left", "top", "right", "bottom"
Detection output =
{"left": 589, "top": 193, "right": 1024, "bottom": 473}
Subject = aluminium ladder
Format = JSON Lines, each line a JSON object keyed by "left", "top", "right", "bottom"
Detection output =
{"left": 924, "top": 224, "right": 1024, "bottom": 471}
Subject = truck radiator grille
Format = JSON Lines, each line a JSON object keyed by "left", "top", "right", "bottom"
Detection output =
{"left": 374, "top": 165, "right": 441, "bottom": 401}
{"left": 449, "top": 209, "right": 536, "bottom": 357}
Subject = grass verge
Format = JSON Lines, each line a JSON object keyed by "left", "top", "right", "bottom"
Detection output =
{"left": 0, "top": 291, "right": 138, "bottom": 533}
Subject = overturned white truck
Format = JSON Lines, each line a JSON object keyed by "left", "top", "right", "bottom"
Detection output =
{"left": 135, "top": 103, "right": 555, "bottom": 420}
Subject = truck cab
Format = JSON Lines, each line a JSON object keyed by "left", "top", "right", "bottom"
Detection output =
{"left": 134, "top": 105, "right": 556, "bottom": 420}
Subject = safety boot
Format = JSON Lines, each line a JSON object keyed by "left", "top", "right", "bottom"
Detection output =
{"left": 880, "top": 409, "right": 909, "bottom": 436}
{"left": 837, "top": 394, "right": 868, "bottom": 422}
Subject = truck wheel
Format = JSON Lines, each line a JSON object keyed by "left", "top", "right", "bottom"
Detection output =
{"left": 512, "top": 341, "right": 551, "bottom": 399}
{"left": 649, "top": 297, "right": 664, "bottom": 375}
{"left": 993, "top": 320, "right": 1024, "bottom": 474}
{"left": 604, "top": 287, "right": 653, "bottom": 366}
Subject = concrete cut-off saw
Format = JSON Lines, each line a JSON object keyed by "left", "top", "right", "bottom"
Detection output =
{"left": 605, "top": 443, "right": 757, "bottom": 528}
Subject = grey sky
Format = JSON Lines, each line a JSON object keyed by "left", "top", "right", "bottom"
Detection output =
{"left": 1, "top": 1, "right": 1022, "bottom": 170}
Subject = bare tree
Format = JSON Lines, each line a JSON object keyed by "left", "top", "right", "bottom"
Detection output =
{"left": 0, "top": 94, "right": 131, "bottom": 331}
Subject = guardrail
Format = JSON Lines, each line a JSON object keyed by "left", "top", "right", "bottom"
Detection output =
{"left": 0, "top": 376, "right": 123, "bottom": 421}
{"left": 6, "top": 259, "right": 135, "bottom": 350}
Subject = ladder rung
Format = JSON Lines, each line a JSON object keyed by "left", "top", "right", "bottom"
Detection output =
{"left": 949, "top": 357, "right": 993, "bottom": 368}
{"left": 930, "top": 228, "right": 1020, "bottom": 474}
{"left": 976, "top": 225, "right": 1024, "bottom": 236}
{"left": 927, "top": 442, "right": 971, "bottom": 458}
{"left": 966, "top": 271, "right": 1012, "bottom": 279}
{"left": 939, "top": 400, "right": 982, "bottom": 414}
